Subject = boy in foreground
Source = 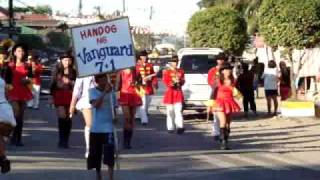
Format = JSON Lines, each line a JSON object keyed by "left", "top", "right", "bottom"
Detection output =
{"left": 87, "top": 74, "right": 115, "bottom": 180}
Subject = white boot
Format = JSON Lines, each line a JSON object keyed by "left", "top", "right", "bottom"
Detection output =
{"left": 84, "top": 126, "right": 90, "bottom": 158}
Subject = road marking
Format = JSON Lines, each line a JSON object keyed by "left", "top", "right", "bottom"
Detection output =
{"left": 193, "top": 155, "right": 239, "bottom": 169}
{"left": 261, "top": 153, "right": 320, "bottom": 171}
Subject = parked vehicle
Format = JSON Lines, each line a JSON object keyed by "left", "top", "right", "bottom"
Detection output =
{"left": 178, "top": 48, "right": 223, "bottom": 112}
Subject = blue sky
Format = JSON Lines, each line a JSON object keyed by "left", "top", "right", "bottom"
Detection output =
{"left": 0, "top": 0, "right": 200, "bottom": 35}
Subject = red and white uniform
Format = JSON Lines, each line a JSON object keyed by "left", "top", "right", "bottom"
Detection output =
{"left": 7, "top": 62, "right": 33, "bottom": 102}
{"left": 215, "top": 82, "right": 241, "bottom": 115}
{"left": 135, "top": 62, "right": 158, "bottom": 124}
{"left": 27, "top": 63, "right": 43, "bottom": 108}
{"left": 163, "top": 68, "right": 185, "bottom": 104}
{"left": 207, "top": 66, "right": 220, "bottom": 136}
{"left": 135, "top": 62, "right": 158, "bottom": 95}
{"left": 118, "top": 69, "right": 142, "bottom": 107}
{"left": 162, "top": 68, "right": 185, "bottom": 131}
{"left": 208, "top": 67, "right": 219, "bottom": 88}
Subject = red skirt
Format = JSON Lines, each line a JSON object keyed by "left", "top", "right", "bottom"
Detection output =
{"left": 215, "top": 98, "right": 240, "bottom": 115}
{"left": 280, "top": 85, "right": 291, "bottom": 100}
{"left": 118, "top": 92, "right": 142, "bottom": 107}
{"left": 52, "top": 90, "right": 72, "bottom": 106}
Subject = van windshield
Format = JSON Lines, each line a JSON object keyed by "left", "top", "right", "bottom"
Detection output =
{"left": 180, "top": 55, "right": 217, "bottom": 74}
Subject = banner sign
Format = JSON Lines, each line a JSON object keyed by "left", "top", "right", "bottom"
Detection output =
{"left": 71, "top": 17, "right": 135, "bottom": 77}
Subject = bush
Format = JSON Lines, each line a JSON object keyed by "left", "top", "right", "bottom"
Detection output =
{"left": 187, "top": 6, "right": 248, "bottom": 55}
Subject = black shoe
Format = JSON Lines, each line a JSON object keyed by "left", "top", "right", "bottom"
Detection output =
{"left": 168, "top": 130, "right": 175, "bottom": 134}
{"left": 220, "top": 140, "right": 230, "bottom": 150}
{"left": 142, "top": 123, "right": 148, "bottom": 126}
{"left": 177, "top": 128, "right": 185, "bottom": 135}
{"left": 1, "top": 159, "right": 11, "bottom": 174}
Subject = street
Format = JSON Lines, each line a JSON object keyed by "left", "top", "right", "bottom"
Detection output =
{"left": 2, "top": 92, "right": 320, "bottom": 180}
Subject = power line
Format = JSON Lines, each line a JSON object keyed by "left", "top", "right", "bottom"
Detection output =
{"left": 15, "top": 0, "right": 31, "bottom": 7}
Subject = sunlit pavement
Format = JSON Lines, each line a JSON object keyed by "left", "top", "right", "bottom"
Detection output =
{"left": 2, "top": 90, "right": 320, "bottom": 180}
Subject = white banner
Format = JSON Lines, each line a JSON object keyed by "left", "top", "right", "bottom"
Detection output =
{"left": 71, "top": 17, "right": 135, "bottom": 77}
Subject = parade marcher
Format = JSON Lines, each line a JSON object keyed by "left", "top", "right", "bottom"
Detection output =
{"left": 207, "top": 53, "right": 226, "bottom": 140}
{"left": 116, "top": 68, "right": 142, "bottom": 149}
{"left": 69, "top": 76, "right": 95, "bottom": 157}
{"left": 87, "top": 74, "right": 115, "bottom": 180}
{"left": 50, "top": 53, "right": 77, "bottom": 148}
{"left": 279, "top": 61, "right": 291, "bottom": 101}
{"left": 237, "top": 63, "right": 257, "bottom": 117}
{"left": 214, "top": 63, "right": 241, "bottom": 150}
{"left": 7, "top": 44, "right": 33, "bottom": 146}
{"left": 0, "top": 70, "right": 16, "bottom": 174}
{"left": 262, "top": 60, "right": 279, "bottom": 116}
{"left": 27, "top": 53, "right": 43, "bottom": 109}
{"left": 163, "top": 55, "right": 185, "bottom": 134}
{"left": 135, "top": 50, "right": 158, "bottom": 125}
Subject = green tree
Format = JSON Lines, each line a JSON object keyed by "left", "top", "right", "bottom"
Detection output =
{"left": 199, "top": 0, "right": 264, "bottom": 34}
{"left": 46, "top": 31, "right": 71, "bottom": 50}
{"left": 33, "top": 5, "right": 53, "bottom": 15}
{"left": 258, "top": 0, "right": 320, "bottom": 97}
{"left": 18, "top": 34, "right": 46, "bottom": 50}
{"left": 187, "top": 6, "right": 248, "bottom": 55}
{"left": 13, "top": 5, "right": 52, "bottom": 15}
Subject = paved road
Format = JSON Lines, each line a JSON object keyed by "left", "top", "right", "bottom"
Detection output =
{"left": 2, "top": 93, "right": 320, "bottom": 179}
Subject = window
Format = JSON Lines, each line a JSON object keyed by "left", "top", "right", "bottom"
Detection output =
{"left": 180, "top": 55, "right": 217, "bottom": 74}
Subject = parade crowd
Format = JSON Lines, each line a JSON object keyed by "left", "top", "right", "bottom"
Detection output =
{"left": 0, "top": 43, "right": 292, "bottom": 179}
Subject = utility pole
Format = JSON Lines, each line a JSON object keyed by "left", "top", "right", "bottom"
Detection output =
{"left": 8, "top": 0, "right": 14, "bottom": 38}
{"left": 78, "top": 0, "right": 83, "bottom": 17}
{"left": 122, "top": 0, "right": 126, "bottom": 14}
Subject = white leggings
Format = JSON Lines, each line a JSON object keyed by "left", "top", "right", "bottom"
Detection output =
{"left": 136, "top": 95, "right": 152, "bottom": 123}
{"left": 166, "top": 103, "right": 183, "bottom": 130}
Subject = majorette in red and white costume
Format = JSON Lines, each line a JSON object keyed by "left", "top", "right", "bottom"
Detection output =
{"left": 135, "top": 50, "right": 158, "bottom": 125}
{"left": 162, "top": 55, "right": 185, "bottom": 134}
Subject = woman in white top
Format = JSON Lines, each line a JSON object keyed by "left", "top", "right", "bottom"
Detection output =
{"left": 0, "top": 76, "right": 16, "bottom": 173}
{"left": 69, "top": 76, "right": 95, "bottom": 158}
{"left": 262, "top": 60, "right": 279, "bottom": 116}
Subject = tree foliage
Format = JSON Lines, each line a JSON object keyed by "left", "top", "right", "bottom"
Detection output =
{"left": 258, "top": 0, "right": 320, "bottom": 49}
{"left": 187, "top": 6, "right": 248, "bottom": 55}
{"left": 46, "top": 31, "right": 71, "bottom": 50}
{"left": 18, "top": 34, "right": 46, "bottom": 50}
{"left": 257, "top": 0, "right": 320, "bottom": 97}
{"left": 13, "top": 5, "right": 53, "bottom": 15}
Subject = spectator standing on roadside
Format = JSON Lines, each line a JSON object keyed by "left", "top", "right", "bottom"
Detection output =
{"left": 262, "top": 60, "right": 279, "bottom": 116}
{"left": 237, "top": 63, "right": 257, "bottom": 117}
{"left": 250, "top": 57, "right": 264, "bottom": 98}
{"left": 279, "top": 61, "right": 291, "bottom": 101}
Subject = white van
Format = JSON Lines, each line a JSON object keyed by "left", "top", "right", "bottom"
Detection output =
{"left": 177, "top": 48, "right": 224, "bottom": 112}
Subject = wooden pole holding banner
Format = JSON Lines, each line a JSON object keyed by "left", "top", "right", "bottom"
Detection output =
{"left": 107, "top": 74, "right": 120, "bottom": 170}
